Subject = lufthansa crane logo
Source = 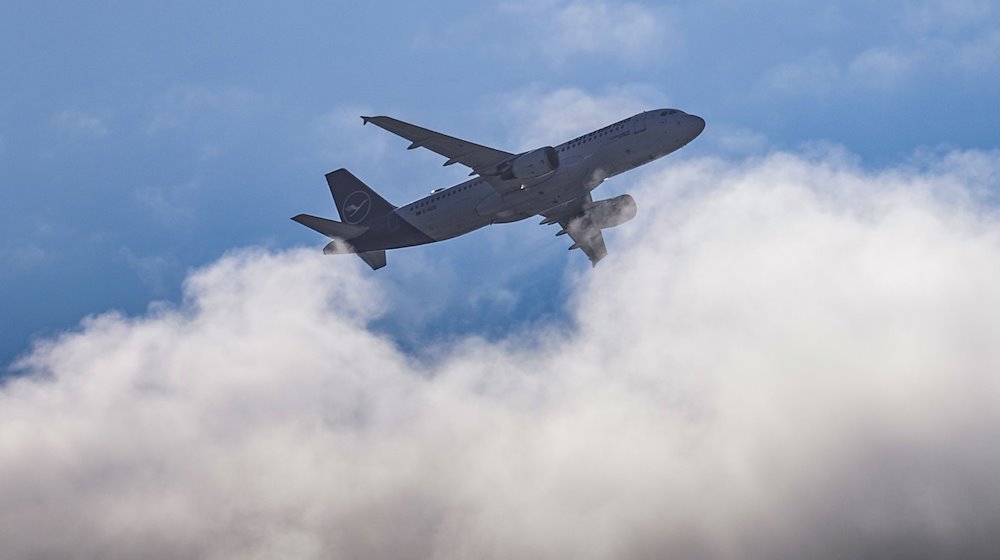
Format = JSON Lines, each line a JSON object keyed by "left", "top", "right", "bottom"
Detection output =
{"left": 342, "top": 190, "right": 371, "bottom": 224}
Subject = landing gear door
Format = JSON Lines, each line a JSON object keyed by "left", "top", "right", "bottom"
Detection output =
{"left": 632, "top": 112, "right": 647, "bottom": 134}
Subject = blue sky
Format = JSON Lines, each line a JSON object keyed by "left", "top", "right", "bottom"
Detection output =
{"left": 2, "top": 0, "right": 999, "bottom": 366}
{"left": 5, "top": 3, "right": 1000, "bottom": 557}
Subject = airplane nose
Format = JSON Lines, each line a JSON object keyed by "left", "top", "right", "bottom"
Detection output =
{"left": 688, "top": 114, "right": 705, "bottom": 138}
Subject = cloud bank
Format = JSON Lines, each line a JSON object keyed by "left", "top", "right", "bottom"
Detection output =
{"left": 4, "top": 149, "right": 1000, "bottom": 559}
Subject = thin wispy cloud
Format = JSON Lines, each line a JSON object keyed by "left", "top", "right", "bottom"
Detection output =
{"left": 117, "top": 248, "right": 177, "bottom": 295}
{"left": 146, "top": 85, "right": 257, "bottom": 133}
{"left": 496, "top": 84, "right": 665, "bottom": 149}
{"left": 2, "top": 244, "right": 46, "bottom": 275}
{"left": 500, "top": 0, "right": 678, "bottom": 66}
{"left": 131, "top": 178, "right": 201, "bottom": 225}
{"left": 760, "top": 6, "right": 1000, "bottom": 97}
{"left": 957, "top": 28, "right": 1000, "bottom": 70}
{"left": 847, "top": 47, "right": 917, "bottom": 90}
{"left": 760, "top": 54, "right": 841, "bottom": 97}
{"left": 902, "top": 0, "right": 994, "bottom": 33}
{"left": 5, "top": 148, "right": 1000, "bottom": 559}
{"left": 50, "top": 110, "right": 108, "bottom": 137}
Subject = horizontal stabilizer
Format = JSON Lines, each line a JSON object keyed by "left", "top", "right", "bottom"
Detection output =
{"left": 357, "top": 250, "right": 386, "bottom": 270}
{"left": 291, "top": 214, "right": 368, "bottom": 240}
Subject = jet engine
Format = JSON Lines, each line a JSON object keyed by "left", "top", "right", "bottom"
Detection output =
{"left": 585, "top": 194, "right": 637, "bottom": 229}
{"left": 499, "top": 147, "right": 560, "bottom": 181}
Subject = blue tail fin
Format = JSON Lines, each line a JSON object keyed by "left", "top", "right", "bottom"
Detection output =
{"left": 325, "top": 169, "right": 395, "bottom": 226}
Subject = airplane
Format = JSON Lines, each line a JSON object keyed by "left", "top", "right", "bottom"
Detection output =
{"left": 293, "top": 108, "right": 705, "bottom": 269}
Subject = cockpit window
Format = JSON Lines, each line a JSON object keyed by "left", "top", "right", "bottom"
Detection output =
{"left": 660, "top": 109, "right": 679, "bottom": 116}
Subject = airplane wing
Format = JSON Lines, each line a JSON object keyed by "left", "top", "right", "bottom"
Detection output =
{"left": 361, "top": 115, "right": 514, "bottom": 176}
{"left": 540, "top": 193, "right": 608, "bottom": 266}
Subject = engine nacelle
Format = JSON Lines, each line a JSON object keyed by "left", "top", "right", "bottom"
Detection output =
{"left": 500, "top": 147, "right": 560, "bottom": 181}
{"left": 585, "top": 194, "right": 637, "bottom": 230}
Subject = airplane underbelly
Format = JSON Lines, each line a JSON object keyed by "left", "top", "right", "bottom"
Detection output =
{"left": 403, "top": 203, "right": 488, "bottom": 242}
{"left": 489, "top": 174, "right": 589, "bottom": 221}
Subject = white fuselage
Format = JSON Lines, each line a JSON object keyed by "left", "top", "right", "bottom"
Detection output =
{"left": 390, "top": 109, "right": 704, "bottom": 243}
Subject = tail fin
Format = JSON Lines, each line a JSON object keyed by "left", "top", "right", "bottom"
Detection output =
{"left": 325, "top": 169, "right": 395, "bottom": 226}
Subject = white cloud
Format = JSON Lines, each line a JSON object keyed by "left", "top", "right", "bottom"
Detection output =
{"left": 500, "top": 0, "right": 678, "bottom": 65}
{"left": 762, "top": 10, "right": 1000, "bottom": 97}
{"left": 902, "top": 0, "right": 994, "bottom": 33}
{"left": 2, "top": 244, "right": 46, "bottom": 275}
{"left": 957, "top": 29, "right": 1000, "bottom": 70}
{"left": 763, "top": 38, "right": 997, "bottom": 96}
{"left": 5, "top": 149, "right": 1000, "bottom": 558}
{"left": 50, "top": 110, "right": 109, "bottom": 137}
{"left": 118, "top": 249, "right": 177, "bottom": 294}
{"left": 847, "top": 47, "right": 917, "bottom": 90}
{"left": 132, "top": 178, "right": 200, "bottom": 224}
{"left": 760, "top": 55, "right": 841, "bottom": 97}
{"left": 146, "top": 85, "right": 257, "bottom": 133}
{"left": 495, "top": 84, "right": 665, "bottom": 149}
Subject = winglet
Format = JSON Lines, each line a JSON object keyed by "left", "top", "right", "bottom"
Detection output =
{"left": 361, "top": 116, "right": 372, "bottom": 125}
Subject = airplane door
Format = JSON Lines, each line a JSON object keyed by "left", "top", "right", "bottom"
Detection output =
{"left": 632, "top": 113, "right": 647, "bottom": 134}
{"left": 387, "top": 211, "right": 400, "bottom": 232}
